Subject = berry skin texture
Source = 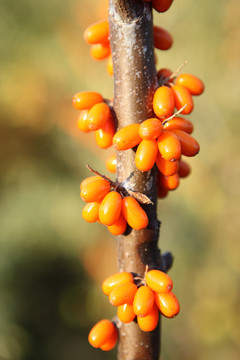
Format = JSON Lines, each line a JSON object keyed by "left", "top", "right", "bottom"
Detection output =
{"left": 117, "top": 303, "right": 136, "bottom": 323}
{"left": 176, "top": 73, "right": 204, "bottom": 96}
{"left": 145, "top": 269, "right": 173, "bottom": 294}
{"left": 99, "top": 191, "right": 122, "bottom": 226}
{"left": 107, "top": 214, "right": 127, "bottom": 235}
{"left": 137, "top": 303, "right": 159, "bottom": 332}
{"left": 87, "top": 102, "right": 110, "bottom": 131}
{"left": 90, "top": 42, "right": 111, "bottom": 61}
{"left": 135, "top": 139, "right": 158, "bottom": 172}
{"left": 157, "top": 130, "right": 181, "bottom": 161}
{"left": 77, "top": 110, "right": 91, "bottom": 133}
{"left": 109, "top": 282, "right": 138, "bottom": 307}
{"left": 160, "top": 173, "right": 180, "bottom": 191}
{"left": 178, "top": 159, "right": 191, "bottom": 178}
{"left": 122, "top": 196, "right": 148, "bottom": 230}
{"left": 100, "top": 326, "right": 118, "bottom": 351}
{"left": 95, "top": 118, "right": 115, "bottom": 149}
{"left": 80, "top": 175, "right": 102, "bottom": 190}
{"left": 105, "top": 154, "right": 117, "bottom": 173}
{"left": 155, "top": 292, "right": 180, "bottom": 318}
{"left": 172, "top": 85, "right": 194, "bottom": 115}
{"left": 163, "top": 116, "right": 194, "bottom": 134}
{"left": 72, "top": 91, "right": 103, "bottom": 110}
{"left": 80, "top": 177, "right": 110, "bottom": 203}
{"left": 139, "top": 118, "right": 163, "bottom": 140}
{"left": 152, "top": 0, "right": 174, "bottom": 13}
{"left": 133, "top": 285, "right": 155, "bottom": 317}
{"left": 82, "top": 202, "right": 100, "bottom": 223}
{"left": 84, "top": 20, "right": 109, "bottom": 45}
{"left": 153, "top": 26, "right": 173, "bottom": 50}
{"left": 102, "top": 272, "right": 133, "bottom": 296}
{"left": 113, "top": 124, "right": 141, "bottom": 151}
{"left": 153, "top": 86, "right": 175, "bottom": 119}
{"left": 88, "top": 319, "right": 115, "bottom": 348}
{"left": 156, "top": 152, "right": 179, "bottom": 176}
{"left": 171, "top": 129, "right": 200, "bottom": 157}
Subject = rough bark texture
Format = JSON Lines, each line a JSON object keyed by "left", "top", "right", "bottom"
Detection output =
{"left": 109, "top": 1, "right": 162, "bottom": 359}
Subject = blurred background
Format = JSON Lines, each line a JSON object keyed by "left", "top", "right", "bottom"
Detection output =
{"left": 0, "top": 0, "right": 239, "bottom": 359}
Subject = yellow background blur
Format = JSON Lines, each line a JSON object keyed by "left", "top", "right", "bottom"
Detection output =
{"left": 0, "top": 0, "right": 240, "bottom": 359}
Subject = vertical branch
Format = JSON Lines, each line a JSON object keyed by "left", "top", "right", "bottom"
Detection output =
{"left": 109, "top": 1, "right": 162, "bottom": 359}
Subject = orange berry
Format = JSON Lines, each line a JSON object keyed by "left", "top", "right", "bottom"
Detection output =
{"left": 133, "top": 285, "right": 155, "bottom": 317}
{"left": 80, "top": 175, "right": 102, "bottom": 190}
{"left": 113, "top": 124, "right": 141, "bottom": 151}
{"left": 157, "top": 130, "right": 181, "bottom": 161}
{"left": 155, "top": 291, "right": 180, "bottom": 318}
{"left": 102, "top": 272, "right": 133, "bottom": 296}
{"left": 90, "top": 42, "right": 111, "bottom": 61}
{"left": 139, "top": 118, "right": 163, "bottom": 140}
{"left": 87, "top": 102, "right": 110, "bottom": 131}
{"left": 176, "top": 73, "right": 204, "bottom": 96}
{"left": 95, "top": 118, "right": 115, "bottom": 149}
{"left": 80, "top": 177, "right": 110, "bottom": 203}
{"left": 122, "top": 196, "right": 148, "bottom": 230}
{"left": 163, "top": 116, "right": 193, "bottom": 134}
{"left": 109, "top": 282, "right": 138, "bottom": 307}
{"left": 84, "top": 20, "right": 109, "bottom": 45}
{"left": 160, "top": 173, "right": 180, "bottom": 190}
{"left": 88, "top": 319, "right": 115, "bottom": 348}
{"left": 82, "top": 202, "right": 100, "bottom": 223}
{"left": 72, "top": 91, "right": 103, "bottom": 110}
{"left": 153, "top": 86, "right": 175, "bottom": 119}
{"left": 172, "top": 84, "right": 194, "bottom": 115}
{"left": 107, "top": 213, "right": 127, "bottom": 235}
{"left": 135, "top": 139, "right": 158, "bottom": 172}
{"left": 99, "top": 191, "right": 122, "bottom": 226}
{"left": 153, "top": 26, "right": 173, "bottom": 50}
{"left": 152, "top": 0, "right": 174, "bottom": 13}
{"left": 171, "top": 129, "right": 200, "bottom": 157}
{"left": 156, "top": 152, "right": 179, "bottom": 176}
{"left": 137, "top": 303, "right": 159, "bottom": 332}
{"left": 178, "top": 159, "right": 191, "bottom": 178}
{"left": 145, "top": 269, "right": 173, "bottom": 294}
{"left": 100, "top": 326, "right": 118, "bottom": 351}
{"left": 77, "top": 110, "right": 91, "bottom": 133}
{"left": 157, "top": 68, "right": 172, "bottom": 81}
{"left": 107, "top": 55, "right": 113, "bottom": 76}
{"left": 105, "top": 154, "right": 117, "bottom": 173}
{"left": 117, "top": 303, "right": 136, "bottom": 323}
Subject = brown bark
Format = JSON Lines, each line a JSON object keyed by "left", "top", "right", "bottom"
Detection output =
{"left": 109, "top": 1, "right": 162, "bottom": 359}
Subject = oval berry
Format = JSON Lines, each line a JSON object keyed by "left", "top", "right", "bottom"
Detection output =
{"left": 153, "top": 86, "right": 175, "bottom": 119}
{"left": 113, "top": 124, "right": 141, "bottom": 151}
{"left": 163, "top": 116, "right": 193, "bottom": 134}
{"left": 139, "top": 118, "right": 163, "bottom": 140}
{"left": 122, "top": 196, "right": 148, "bottom": 231}
{"left": 172, "top": 85, "right": 194, "bottom": 115}
{"left": 178, "top": 159, "right": 191, "bottom": 178}
{"left": 102, "top": 272, "right": 133, "bottom": 296}
{"left": 77, "top": 110, "right": 91, "bottom": 133}
{"left": 105, "top": 154, "right": 117, "bottom": 173}
{"left": 171, "top": 129, "right": 200, "bottom": 157}
{"left": 133, "top": 285, "right": 155, "bottom": 317}
{"left": 72, "top": 91, "right": 103, "bottom": 110}
{"left": 95, "top": 118, "right": 115, "bottom": 149}
{"left": 107, "top": 214, "right": 127, "bottom": 235}
{"left": 90, "top": 42, "right": 111, "bottom": 61}
{"left": 153, "top": 26, "right": 173, "bottom": 50}
{"left": 152, "top": 0, "right": 173, "bottom": 13}
{"left": 176, "top": 73, "right": 204, "bottom": 96}
{"left": 155, "top": 291, "right": 180, "bottom": 318}
{"left": 157, "top": 68, "right": 172, "bottom": 82}
{"left": 109, "top": 282, "right": 138, "bottom": 307}
{"left": 145, "top": 269, "right": 173, "bottom": 294}
{"left": 82, "top": 202, "right": 100, "bottom": 223}
{"left": 84, "top": 20, "right": 109, "bottom": 45}
{"left": 160, "top": 173, "right": 180, "bottom": 191}
{"left": 135, "top": 139, "right": 158, "bottom": 172}
{"left": 100, "top": 326, "right": 118, "bottom": 351}
{"left": 156, "top": 152, "right": 179, "bottom": 176}
{"left": 88, "top": 319, "right": 115, "bottom": 348}
{"left": 99, "top": 191, "right": 122, "bottom": 226}
{"left": 88, "top": 102, "right": 110, "bottom": 131}
{"left": 80, "top": 177, "right": 110, "bottom": 203}
{"left": 157, "top": 130, "right": 181, "bottom": 161}
{"left": 137, "top": 303, "right": 159, "bottom": 332}
{"left": 80, "top": 175, "right": 102, "bottom": 190}
{"left": 117, "top": 303, "right": 136, "bottom": 323}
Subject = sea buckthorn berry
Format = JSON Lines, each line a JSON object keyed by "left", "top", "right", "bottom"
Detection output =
{"left": 156, "top": 152, "right": 179, "bottom": 176}
{"left": 82, "top": 202, "right": 100, "bottom": 223}
{"left": 137, "top": 303, "right": 159, "bottom": 332}
{"left": 153, "top": 86, "right": 175, "bottom": 119}
{"left": 155, "top": 292, "right": 180, "bottom": 318}
{"left": 107, "top": 55, "right": 113, "bottom": 76}
{"left": 109, "top": 282, "right": 138, "bottom": 307}
{"left": 72, "top": 91, "right": 103, "bottom": 111}
{"left": 160, "top": 173, "right": 180, "bottom": 191}
{"left": 176, "top": 73, "right": 204, "bottom": 96}
{"left": 87, "top": 102, "right": 110, "bottom": 131}
{"left": 88, "top": 319, "right": 115, "bottom": 348}
{"left": 122, "top": 196, "right": 148, "bottom": 230}
{"left": 117, "top": 303, "right": 136, "bottom": 323}
{"left": 152, "top": 0, "right": 174, "bottom": 13}
{"left": 157, "top": 130, "right": 181, "bottom": 161}
{"left": 172, "top": 84, "right": 194, "bottom": 114}
{"left": 95, "top": 118, "right": 115, "bottom": 149}
{"left": 80, "top": 177, "right": 110, "bottom": 203}
{"left": 107, "top": 214, "right": 127, "bottom": 235}
{"left": 145, "top": 269, "right": 173, "bottom": 294}
{"left": 178, "top": 159, "right": 191, "bottom": 178}
{"left": 171, "top": 129, "right": 200, "bottom": 157}
{"left": 133, "top": 285, "right": 155, "bottom": 317}
{"left": 158, "top": 186, "right": 169, "bottom": 199}
{"left": 102, "top": 272, "right": 133, "bottom": 296}
{"left": 113, "top": 124, "right": 141, "bottom": 151}
{"left": 105, "top": 154, "right": 117, "bottom": 173}
{"left": 100, "top": 326, "right": 118, "bottom": 351}
{"left": 90, "top": 42, "right": 111, "bottom": 61}
{"left": 80, "top": 175, "right": 102, "bottom": 190}
{"left": 163, "top": 116, "right": 194, "bottom": 134}
{"left": 84, "top": 20, "right": 109, "bottom": 45}
{"left": 135, "top": 139, "right": 158, "bottom": 172}
{"left": 77, "top": 110, "right": 91, "bottom": 133}
{"left": 139, "top": 118, "right": 163, "bottom": 140}
{"left": 99, "top": 191, "right": 122, "bottom": 226}
{"left": 153, "top": 26, "right": 173, "bottom": 50}
{"left": 157, "top": 68, "right": 172, "bottom": 82}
